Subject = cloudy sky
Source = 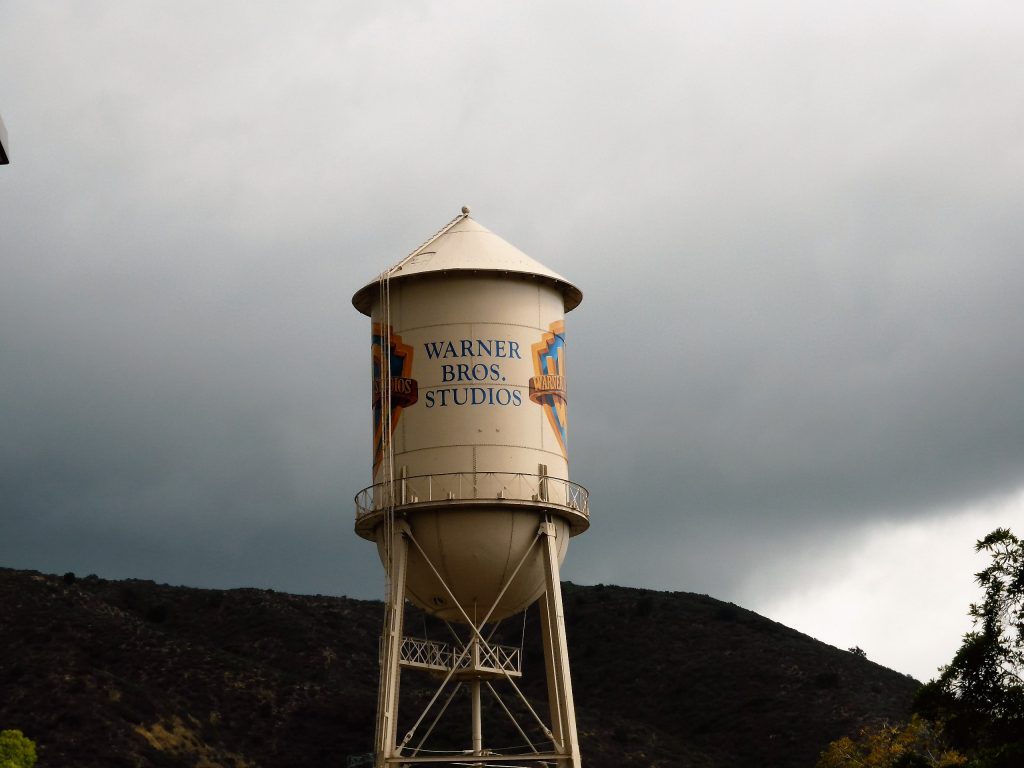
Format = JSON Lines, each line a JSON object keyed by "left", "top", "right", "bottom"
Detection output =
{"left": 3, "top": 1, "right": 1023, "bottom": 681}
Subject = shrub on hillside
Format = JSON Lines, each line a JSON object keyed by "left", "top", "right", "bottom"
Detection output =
{"left": 0, "top": 729, "right": 37, "bottom": 768}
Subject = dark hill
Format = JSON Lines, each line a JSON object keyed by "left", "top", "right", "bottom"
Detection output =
{"left": 0, "top": 567, "right": 918, "bottom": 767}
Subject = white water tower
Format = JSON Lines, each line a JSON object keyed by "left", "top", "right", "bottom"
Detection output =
{"left": 352, "top": 209, "right": 589, "bottom": 767}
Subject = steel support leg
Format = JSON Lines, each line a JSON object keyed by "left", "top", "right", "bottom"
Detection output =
{"left": 539, "top": 520, "right": 582, "bottom": 767}
{"left": 471, "top": 679, "right": 483, "bottom": 756}
{"left": 375, "top": 520, "right": 410, "bottom": 768}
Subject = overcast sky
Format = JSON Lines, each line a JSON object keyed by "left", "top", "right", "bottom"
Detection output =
{"left": 3, "top": 1, "right": 1023, "bottom": 681}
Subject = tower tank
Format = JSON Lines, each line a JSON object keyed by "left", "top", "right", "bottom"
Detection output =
{"left": 352, "top": 212, "right": 588, "bottom": 623}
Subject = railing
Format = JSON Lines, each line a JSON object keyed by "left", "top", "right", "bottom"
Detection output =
{"left": 400, "top": 636, "right": 453, "bottom": 671}
{"left": 354, "top": 472, "right": 589, "bottom": 521}
{"left": 399, "top": 636, "right": 522, "bottom": 677}
{"left": 469, "top": 641, "right": 521, "bottom": 674}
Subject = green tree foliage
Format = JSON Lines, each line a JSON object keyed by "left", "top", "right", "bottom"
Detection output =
{"left": 915, "top": 528, "right": 1024, "bottom": 767}
{"left": 821, "top": 528, "right": 1024, "bottom": 768}
{"left": 906, "top": 528, "right": 1024, "bottom": 768}
{"left": 816, "top": 715, "right": 966, "bottom": 767}
{"left": 0, "top": 730, "right": 37, "bottom": 768}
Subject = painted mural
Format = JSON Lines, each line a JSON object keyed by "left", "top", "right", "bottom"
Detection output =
{"left": 371, "top": 323, "right": 417, "bottom": 474}
{"left": 529, "top": 320, "right": 568, "bottom": 458}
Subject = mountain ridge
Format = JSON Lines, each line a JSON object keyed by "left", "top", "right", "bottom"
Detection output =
{"left": 0, "top": 566, "right": 918, "bottom": 767}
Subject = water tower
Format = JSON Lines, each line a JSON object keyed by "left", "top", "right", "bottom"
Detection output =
{"left": 352, "top": 209, "right": 589, "bottom": 767}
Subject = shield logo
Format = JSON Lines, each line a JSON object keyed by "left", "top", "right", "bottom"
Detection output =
{"left": 529, "top": 321, "right": 568, "bottom": 458}
{"left": 371, "top": 323, "right": 417, "bottom": 473}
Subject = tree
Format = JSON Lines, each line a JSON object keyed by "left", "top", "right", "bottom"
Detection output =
{"left": 816, "top": 715, "right": 966, "bottom": 768}
{"left": 915, "top": 528, "right": 1024, "bottom": 767}
{"left": 821, "top": 528, "right": 1024, "bottom": 768}
{"left": 0, "top": 730, "right": 37, "bottom": 768}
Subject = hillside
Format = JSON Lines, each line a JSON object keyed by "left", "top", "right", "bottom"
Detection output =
{"left": 0, "top": 567, "right": 919, "bottom": 767}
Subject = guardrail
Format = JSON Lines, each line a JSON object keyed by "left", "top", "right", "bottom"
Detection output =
{"left": 399, "top": 636, "right": 522, "bottom": 677}
{"left": 354, "top": 472, "right": 589, "bottom": 520}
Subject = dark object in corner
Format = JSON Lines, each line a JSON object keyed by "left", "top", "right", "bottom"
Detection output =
{"left": 0, "top": 113, "right": 8, "bottom": 164}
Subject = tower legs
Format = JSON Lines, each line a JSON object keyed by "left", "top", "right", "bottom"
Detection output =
{"left": 539, "top": 520, "right": 582, "bottom": 767}
{"left": 369, "top": 518, "right": 582, "bottom": 766}
{"left": 471, "top": 677, "right": 483, "bottom": 756}
{"left": 375, "top": 521, "right": 410, "bottom": 768}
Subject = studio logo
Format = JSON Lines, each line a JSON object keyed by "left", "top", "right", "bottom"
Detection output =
{"left": 372, "top": 323, "right": 418, "bottom": 473}
{"left": 529, "top": 320, "right": 567, "bottom": 457}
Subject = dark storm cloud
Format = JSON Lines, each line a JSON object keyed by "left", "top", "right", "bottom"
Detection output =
{"left": 0, "top": 210, "right": 375, "bottom": 592}
{"left": 2, "top": 1, "right": 1024, "bottom": 611}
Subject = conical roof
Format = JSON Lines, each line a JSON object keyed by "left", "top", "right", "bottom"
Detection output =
{"left": 351, "top": 214, "right": 582, "bottom": 315}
